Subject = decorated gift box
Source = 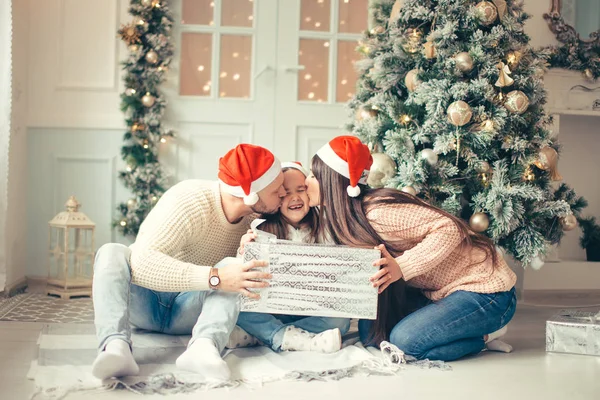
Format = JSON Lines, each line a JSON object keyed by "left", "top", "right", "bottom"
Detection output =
{"left": 241, "top": 239, "right": 380, "bottom": 320}
{"left": 546, "top": 309, "right": 600, "bottom": 357}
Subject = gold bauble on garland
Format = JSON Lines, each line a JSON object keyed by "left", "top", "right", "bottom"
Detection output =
{"left": 455, "top": 52, "right": 474, "bottom": 73}
{"left": 447, "top": 100, "right": 473, "bottom": 126}
{"left": 141, "top": 0, "right": 153, "bottom": 6}
{"left": 126, "top": 198, "right": 138, "bottom": 209}
{"left": 141, "top": 92, "right": 156, "bottom": 107}
{"left": 560, "top": 215, "right": 577, "bottom": 231}
{"left": 145, "top": 50, "right": 159, "bottom": 64}
{"left": 475, "top": 1, "right": 498, "bottom": 26}
{"left": 504, "top": 90, "right": 529, "bottom": 114}
{"left": 469, "top": 212, "right": 490, "bottom": 232}
{"left": 370, "top": 26, "right": 385, "bottom": 35}
{"left": 405, "top": 69, "right": 421, "bottom": 92}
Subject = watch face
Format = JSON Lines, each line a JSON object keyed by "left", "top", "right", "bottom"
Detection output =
{"left": 210, "top": 276, "right": 220, "bottom": 286}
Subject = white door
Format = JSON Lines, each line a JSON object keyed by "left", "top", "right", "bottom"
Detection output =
{"left": 273, "top": 0, "right": 369, "bottom": 165}
{"left": 167, "top": 0, "right": 279, "bottom": 180}
{"left": 166, "top": 0, "right": 369, "bottom": 178}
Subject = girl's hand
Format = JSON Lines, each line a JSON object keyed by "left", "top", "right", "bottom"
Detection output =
{"left": 370, "top": 244, "right": 403, "bottom": 294}
{"left": 238, "top": 229, "right": 257, "bottom": 255}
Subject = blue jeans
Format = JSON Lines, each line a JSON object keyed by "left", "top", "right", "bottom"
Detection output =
{"left": 237, "top": 312, "right": 351, "bottom": 351}
{"left": 359, "top": 288, "right": 517, "bottom": 361}
{"left": 92, "top": 243, "right": 240, "bottom": 353}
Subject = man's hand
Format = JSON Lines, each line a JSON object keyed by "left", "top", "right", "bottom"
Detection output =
{"left": 218, "top": 259, "right": 272, "bottom": 299}
{"left": 238, "top": 229, "right": 257, "bottom": 255}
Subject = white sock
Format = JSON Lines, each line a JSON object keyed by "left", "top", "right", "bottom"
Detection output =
{"left": 485, "top": 326, "right": 508, "bottom": 343}
{"left": 176, "top": 338, "right": 231, "bottom": 382}
{"left": 92, "top": 339, "right": 140, "bottom": 380}
{"left": 486, "top": 339, "right": 513, "bottom": 353}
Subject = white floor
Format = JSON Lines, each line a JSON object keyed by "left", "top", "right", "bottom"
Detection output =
{"left": 1, "top": 303, "right": 600, "bottom": 400}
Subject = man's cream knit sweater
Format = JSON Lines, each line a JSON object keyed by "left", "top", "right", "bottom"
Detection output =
{"left": 129, "top": 180, "right": 254, "bottom": 292}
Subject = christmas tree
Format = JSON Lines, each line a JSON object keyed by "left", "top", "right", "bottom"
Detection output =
{"left": 115, "top": 0, "right": 175, "bottom": 236}
{"left": 348, "top": 0, "right": 586, "bottom": 267}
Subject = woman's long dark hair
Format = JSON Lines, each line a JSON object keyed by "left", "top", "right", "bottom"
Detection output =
{"left": 258, "top": 168, "right": 321, "bottom": 243}
{"left": 311, "top": 155, "right": 498, "bottom": 345}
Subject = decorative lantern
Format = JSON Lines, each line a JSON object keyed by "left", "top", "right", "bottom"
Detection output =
{"left": 47, "top": 196, "right": 96, "bottom": 299}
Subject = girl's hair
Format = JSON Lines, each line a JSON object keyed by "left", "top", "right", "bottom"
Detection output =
{"left": 311, "top": 155, "right": 498, "bottom": 345}
{"left": 257, "top": 167, "right": 321, "bottom": 243}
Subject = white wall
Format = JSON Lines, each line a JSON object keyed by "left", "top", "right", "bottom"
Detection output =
{"left": 18, "top": 0, "right": 600, "bottom": 281}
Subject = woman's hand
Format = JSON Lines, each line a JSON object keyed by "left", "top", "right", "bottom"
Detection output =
{"left": 238, "top": 229, "right": 257, "bottom": 255}
{"left": 370, "top": 244, "right": 403, "bottom": 294}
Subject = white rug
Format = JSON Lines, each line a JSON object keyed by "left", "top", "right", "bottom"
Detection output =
{"left": 28, "top": 324, "right": 449, "bottom": 399}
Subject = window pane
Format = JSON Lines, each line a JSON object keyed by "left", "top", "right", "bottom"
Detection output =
{"left": 219, "top": 35, "right": 252, "bottom": 98}
{"left": 181, "top": 0, "right": 214, "bottom": 26}
{"left": 222, "top": 0, "right": 254, "bottom": 27}
{"left": 180, "top": 33, "right": 212, "bottom": 96}
{"left": 298, "top": 39, "right": 329, "bottom": 102}
{"left": 336, "top": 40, "right": 360, "bottom": 102}
{"left": 338, "top": 0, "right": 368, "bottom": 33}
{"left": 300, "top": 0, "right": 330, "bottom": 32}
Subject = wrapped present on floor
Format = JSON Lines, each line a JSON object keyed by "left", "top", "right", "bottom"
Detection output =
{"left": 241, "top": 239, "right": 380, "bottom": 320}
{"left": 546, "top": 309, "right": 600, "bottom": 356}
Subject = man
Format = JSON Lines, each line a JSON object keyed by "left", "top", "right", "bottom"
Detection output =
{"left": 91, "top": 144, "right": 285, "bottom": 382}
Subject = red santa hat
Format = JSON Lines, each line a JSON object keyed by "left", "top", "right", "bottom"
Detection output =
{"left": 281, "top": 161, "right": 309, "bottom": 177}
{"left": 218, "top": 144, "right": 281, "bottom": 206}
{"left": 316, "top": 136, "right": 372, "bottom": 197}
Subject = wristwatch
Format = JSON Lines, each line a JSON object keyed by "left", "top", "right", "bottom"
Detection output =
{"left": 209, "top": 268, "right": 220, "bottom": 290}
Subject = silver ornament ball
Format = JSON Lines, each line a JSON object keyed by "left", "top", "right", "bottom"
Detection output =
{"left": 367, "top": 153, "right": 397, "bottom": 188}
{"left": 420, "top": 149, "right": 438, "bottom": 165}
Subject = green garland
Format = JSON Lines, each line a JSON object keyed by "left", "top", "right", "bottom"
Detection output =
{"left": 114, "top": 0, "right": 175, "bottom": 236}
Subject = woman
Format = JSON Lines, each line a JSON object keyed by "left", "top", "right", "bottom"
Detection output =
{"left": 304, "top": 135, "right": 517, "bottom": 362}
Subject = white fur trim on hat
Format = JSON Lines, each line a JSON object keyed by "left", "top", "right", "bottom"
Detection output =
{"left": 281, "top": 161, "right": 308, "bottom": 176}
{"left": 219, "top": 156, "right": 282, "bottom": 199}
{"left": 316, "top": 144, "right": 370, "bottom": 184}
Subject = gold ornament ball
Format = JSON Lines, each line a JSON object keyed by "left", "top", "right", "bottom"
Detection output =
{"left": 126, "top": 198, "right": 138, "bottom": 209}
{"left": 560, "top": 214, "right": 577, "bottom": 231}
{"left": 504, "top": 90, "right": 529, "bottom": 114}
{"left": 125, "top": 88, "right": 136, "bottom": 96}
{"left": 475, "top": 1, "right": 498, "bottom": 26}
{"left": 420, "top": 149, "right": 438, "bottom": 165}
{"left": 447, "top": 100, "right": 473, "bottom": 127}
{"left": 141, "top": 0, "right": 153, "bottom": 6}
{"left": 401, "top": 186, "right": 417, "bottom": 196}
{"left": 367, "top": 153, "right": 397, "bottom": 188}
{"left": 423, "top": 40, "right": 436, "bottom": 59}
{"left": 356, "top": 106, "right": 377, "bottom": 120}
{"left": 469, "top": 212, "right": 490, "bottom": 232}
{"left": 141, "top": 92, "right": 156, "bottom": 107}
{"left": 584, "top": 68, "right": 594, "bottom": 81}
{"left": 151, "top": 195, "right": 159, "bottom": 205}
{"left": 401, "top": 28, "right": 422, "bottom": 54}
{"left": 475, "top": 161, "right": 491, "bottom": 173}
{"left": 455, "top": 52, "right": 474, "bottom": 73}
{"left": 405, "top": 69, "right": 421, "bottom": 92}
{"left": 145, "top": 50, "right": 159, "bottom": 64}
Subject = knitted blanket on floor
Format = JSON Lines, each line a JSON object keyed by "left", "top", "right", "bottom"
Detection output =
{"left": 27, "top": 323, "right": 450, "bottom": 399}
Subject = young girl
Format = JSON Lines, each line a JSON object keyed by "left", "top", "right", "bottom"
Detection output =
{"left": 304, "top": 136, "right": 517, "bottom": 361}
{"left": 230, "top": 162, "right": 351, "bottom": 353}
